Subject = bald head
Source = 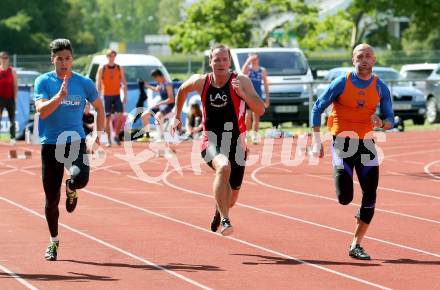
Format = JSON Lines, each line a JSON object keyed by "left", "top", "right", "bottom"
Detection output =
{"left": 353, "top": 43, "right": 374, "bottom": 56}
{"left": 352, "top": 43, "right": 376, "bottom": 80}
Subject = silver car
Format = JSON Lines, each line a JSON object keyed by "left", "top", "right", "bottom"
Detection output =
{"left": 400, "top": 63, "right": 440, "bottom": 124}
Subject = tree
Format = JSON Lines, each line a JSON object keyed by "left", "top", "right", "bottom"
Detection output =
{"left": 401, "top": 22, "right": 440, "bottom": 52}
{"left": 166, "top": 0, "right": 315, "bottom": 53}
{"left": 157, "top": 0, "right": 183, "bottom": 34}
{"left": 296, "top": 11, "right": 352, "bottom": 51}
{"left": 0, "top": 0, "right": 71, "bottom": 53}
{"left": 390, "top": 0, "right": 440, "bottom": 40}
{"left": 73, "top": 0, "right": 159, "bottom": 50}
{"left": 294, "top": 0, "right": 399, "bottom": 51}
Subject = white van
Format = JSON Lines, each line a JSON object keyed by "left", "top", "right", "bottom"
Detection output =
{"left": 86, "top": 54, "right": 175, "bottom": 132}
{"left": 87, "top": 53, "right": 171, "bottom": 84}
{"left": 86, "top": 53, "right": 198, "bottom": 134}
{"left": 203, "top": 47, "right": 314, "bottom": 126}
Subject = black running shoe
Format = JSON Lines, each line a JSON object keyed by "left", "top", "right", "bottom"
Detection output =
{"left": 44, "top": 241, "right": 59, "bottom": 261}
{"left": 349, "top": 244, "right": 371, "bottom": 260}
{"left": 210, "top": 209, "right": 221, "bottom": 232}
{"left": 220, "top": 218, "right": 234, "bottom": 236}
{"left": 113, "top": 136, "right": 121, "bottom": 146}
{"left": 65, "top": 179, "right": 78, "bottom": 213}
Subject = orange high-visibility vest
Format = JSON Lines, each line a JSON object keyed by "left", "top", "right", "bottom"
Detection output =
{"left": 327, "top": 72, "right": 380, "bottom": 139}
{"left": 101, "top": 64, "right": 121, "bottom": 96}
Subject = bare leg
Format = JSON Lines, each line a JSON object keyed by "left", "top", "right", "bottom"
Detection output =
{"left": 351, "top": 218, "right": 370, "bottom": 247}
{"left": 245, "top": 109, "right": 252, "bottom": 129}
{"left": 115, "top": 113, "right": 123, "bottom": 137}
{"left": 105, "top": 116, "right": 112, "bottom": 145}
{"left": 212, "top": 154, "right": 231, "bottom": 219}
{"left": 229, "top": 189, "right": 240, "bottom": 208}
{"left": 155, "top": 112, "right": 164, "bottom": 140}
{"left": 252, "top": 113, "right": 260, "bottom": 142}
{"left": 141, "top": 111, "right": 151, "bottom": 134}
{"left": 252, "top": 113, "right": 260, "bottom": 133}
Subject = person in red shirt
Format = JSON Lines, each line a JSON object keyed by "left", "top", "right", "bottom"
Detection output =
{"left": 0, "top": 51, "right": 18, "bottom": 145}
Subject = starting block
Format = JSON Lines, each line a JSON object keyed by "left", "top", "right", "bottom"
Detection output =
{"left": 8, "top": 149, "right": 32, "bottom": 159}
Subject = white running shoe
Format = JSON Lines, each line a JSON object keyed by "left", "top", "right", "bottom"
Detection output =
{"left": 220, "top": 218, "right": 234, "bottom": 236}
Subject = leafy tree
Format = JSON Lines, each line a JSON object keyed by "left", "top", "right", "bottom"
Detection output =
{"left": 401, "top": 22, "right": 440, "bottom": 52}
{"left": 390, "top": 0, "right": 440, "bottom": 40}
{"left": 166, "top": 0, "right": 315, "bottom": 53}
{"left": 295, "top": 0, "right": 399, "bottom": 51}
{"left": 157, "top": 0, "right": 183, "bottom": 34}
{"left": 296, "top": 11, "right": 352, "bottom": 51}
{"left": 0, "top": 0, "right": 71, "bottom": 53}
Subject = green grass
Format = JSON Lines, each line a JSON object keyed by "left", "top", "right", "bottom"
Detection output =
{"left": 402, "top": 120, "right": 440, "bottom": 131}
{"left": 0, "top": 134, "right": 9, "bottom": 141}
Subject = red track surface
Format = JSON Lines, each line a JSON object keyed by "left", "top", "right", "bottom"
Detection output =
{"left": 1, "top": 130, "right": 440, "bottom": 289}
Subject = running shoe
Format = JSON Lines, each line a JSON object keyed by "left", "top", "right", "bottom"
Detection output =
{"left": 220, "top": 218, "right": 233, "bottom": 236}
{"left": 65, "top": 179, "right": 78, "bottom": 213}
{"left": 44, "top": 241, "right": 59, "bottom": 261}
{"left": 137, "top": 135, "right": 151, "bottom": 142}
{"left": 210, "top": 209, "right": 221, "bottom": 232}
{"left": 349, "top": 244, "right": 371, "bottom": 260}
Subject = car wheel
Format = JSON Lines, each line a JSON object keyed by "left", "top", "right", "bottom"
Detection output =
{"left": 426, "top": 97, "right": 440, "bottom": 124}
{"left": 412, "top": 116, "right": 425, "bottom": 125}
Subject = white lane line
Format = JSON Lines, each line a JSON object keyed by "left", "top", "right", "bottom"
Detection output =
{"left": 0, "top": 196, "right": 212, "bottom": 290}
{"left": 242, "top": 180, "right": 258, "bottom": 186}
{"left": 386, "top": 159, "right": 425, "bottom": 165}
{"left": 424, "top": 160, "right": 440, "bottom": 180}
{"left": 385, "top": 171, "right": 407, "bottom": 176}
{"left": 76, "top": 187, "right": 391, "bottom": 290}
{"left": 163, "top": 167, "right": 440, "bottom": 259}
{"left": 90, "top": 162, "right": 127, "bottom": 173}
{"left": 0, "top": 168, "right": 18, "bottom": 176}
{"left": 252, "top": 166, "right": 440, "bottom": 225}
{"left": 304, "top": 173, "right": 440, "bottom": 201}
{"left": 385, "top": 149, "right": 440, "bottom": 159}
{"left": 126, "top": 175, "right": 162, "bottom": 185}
{"left": 0, "top": 263, "right": 39, "bottom": 290}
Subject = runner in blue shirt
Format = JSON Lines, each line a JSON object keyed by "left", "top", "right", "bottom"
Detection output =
{"left": 242, "top": 53, "right": 269, "bottom": 144}
{"left": 34, "top": 39, "right": 105, "bottom": 261}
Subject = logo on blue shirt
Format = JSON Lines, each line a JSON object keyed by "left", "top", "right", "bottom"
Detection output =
{"left": 61, "top": 95, "right": 81, "bottom": 106}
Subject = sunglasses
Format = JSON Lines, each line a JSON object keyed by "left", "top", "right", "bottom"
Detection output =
{"left": 1, "top": 57, "right": 9, "bottom": 59}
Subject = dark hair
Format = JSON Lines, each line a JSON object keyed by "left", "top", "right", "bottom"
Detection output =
{"left": 209, "top": 44, "right": 231, "bottom": 62}
{"left": 151, "top": 69, "right": 164, "bottom": 77}
{"left": 188, "top": 103, "right": 202, "bottom": 127}
{"left": 50, "top": 38, "right": 73, "bottom": 57}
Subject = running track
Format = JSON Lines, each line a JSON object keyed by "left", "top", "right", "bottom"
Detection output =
{"left": 0, "top": 130, "right": 440, "bottom": 289}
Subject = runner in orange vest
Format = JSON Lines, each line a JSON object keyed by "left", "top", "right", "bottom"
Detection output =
{"left": 311, "top": 44, "right": 394, "bottom": 260}
{"left": 96, "top": 49, "right": 127, "bottom": 147}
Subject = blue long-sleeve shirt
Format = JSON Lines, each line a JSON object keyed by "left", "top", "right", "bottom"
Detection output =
{"left": 312, "top": 72, "right": 394, "bottom": 127}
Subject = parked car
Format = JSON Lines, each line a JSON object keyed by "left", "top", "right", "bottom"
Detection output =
{"left": 316, "top": 67, "right": 426, "bottom": 125}
{"left": 203, "top": 47, "right": 314, "bottom": 127}
{"left": 400, "top": 63, "right": 440, "bottom": 123}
